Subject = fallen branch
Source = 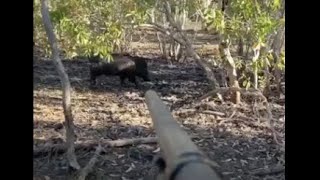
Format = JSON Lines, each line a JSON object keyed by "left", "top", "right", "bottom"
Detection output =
{"left": 199, "top": 87, "right": 283, "bottom": 145}
{"left": 201, "top": 110, "right": 226, "bottom": 117}
{"left": 77, "top": 145, "right": 103, "bottom": 180}
{"left": 199, "top": 87, "right": 267, "bottom": 102}
{"left": 175, "top": 108, "right": 196, "bottom": 113}
{"left": 174, "top": 109, "right": 226, "bottom": 117}
{"left": 252, "top": 165, "right": 285, "bottom": 176}
{"left": 34, "top": 137, "right": 158, "bottom": 157}
{"left": 34, "top": 135, "right": 211, "bottom": 158}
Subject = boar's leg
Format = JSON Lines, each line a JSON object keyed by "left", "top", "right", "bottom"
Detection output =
{"left": 119, "top": 75, "right": 127, "bottom": 86}
{"left": 128, "top": 76, "right": 139, "bottom": 88}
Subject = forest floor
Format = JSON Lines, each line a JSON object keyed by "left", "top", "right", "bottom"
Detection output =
{"left": 33, "top": 30, "right": 285, "bottom": 180}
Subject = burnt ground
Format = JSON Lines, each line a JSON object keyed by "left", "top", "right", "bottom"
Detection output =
{"left": 33, "top": 32, "right": 285, "bottom": 180}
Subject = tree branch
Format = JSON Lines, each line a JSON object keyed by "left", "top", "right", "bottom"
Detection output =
{"left": 161, "top": 0, "right": 220, "bottom": 89}
{"left": 77, "top": 145, "right": 103, "bottom": 180}
{"left": 139, "top": 23, "right": 186, "bottom": 45}
{"left": 34, "top": 137, "right": 158, "bottom": 157}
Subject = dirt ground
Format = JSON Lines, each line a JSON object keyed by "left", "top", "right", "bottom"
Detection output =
{"left": 33, "top": 32, "right": 285, "bottom": 180}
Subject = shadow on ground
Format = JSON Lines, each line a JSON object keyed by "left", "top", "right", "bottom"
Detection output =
{"left": 33, "top": 58, "right": 285, "bottom": 180}
{"left": 33, "top": 57, "right": 222, "bottom": 110}
{"left": 34, "top": 120, "right": 283, "bottom": 180}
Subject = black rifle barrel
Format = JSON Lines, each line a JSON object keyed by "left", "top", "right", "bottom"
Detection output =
{"left": 145, "top": 90, "right": 222, "bottom": 180}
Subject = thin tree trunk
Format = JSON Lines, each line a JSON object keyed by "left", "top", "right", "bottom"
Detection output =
{"left": 220, "top": 41, "right": 241, "bottom": 104}
{"left": 271, "top": 0, "right": 285, "bottom": 96}
{"left": 40, "top": 0, "right": 80, "bottom": 170}
{"left": 154, "top": 1, "right": 219, "bottom": 89}
{"left": 238, "top": 38, "right": 244, "bottom": 56}
{"left": 252, "top": 45, "right": 261, "bottom": 89}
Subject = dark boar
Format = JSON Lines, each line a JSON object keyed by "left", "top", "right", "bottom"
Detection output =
{"left": 127, "top": 55, "right": 151, "bottom": 82}
{"left": 89, "top": 54, "right": 150, "bottom": 87}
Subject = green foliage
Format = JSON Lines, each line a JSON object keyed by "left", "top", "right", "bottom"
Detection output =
{"left": 203, "top": 0, "right": 284, "bottom": 44}
{"left": 203, "top": 8, "right": 225, "bottom": 33}
{"left": 277, "top": 51, "right": 285, "bottom": 71}
{"left": 201, "top": 0, "right": 284, "bottom": 88}
{"left": 34, "top": 0, "right": 151, "bottom": 60}
{"left": 34, "top": 0, "right": 285, "bottom": 90}
{"left": 34, "top": 0, "right": 206, "bottom": 59}
{"left": 243, "top": 78, "right": 252, "bottom": 90}
{"left": 236, "top": 60, "right": 253, "bottom": 90}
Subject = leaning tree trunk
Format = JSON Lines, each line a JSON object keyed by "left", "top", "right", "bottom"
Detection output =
{"left": 163, "top": 1, "right": 220, "bottom": 89}
{"left": 41, "top": 1, "right": 105, "bottom": 179}
{"left": 40, "top": 0, "right": 80, "bottom": 171}
{"left": 141, "top": 0, "right": 219, "bottom": 90}
{"left": 219, "top": 40, "right": 241, "bottom": 104}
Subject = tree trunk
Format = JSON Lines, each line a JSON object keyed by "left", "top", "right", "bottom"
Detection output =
{"left": 157, "top": 32, "right": 167, "bottom": 59}
{"left": 40, "top": 0, "right": 80, "bottom": 170}
{"left": 238, "top": 38, "right": 244, "bottom": 56}
{"left": 271, "top": 0, "right": 285, "bottom": 96}
{"left": 150, "top": 8, "right": 156, "bottom": 23}
{"left": 252, "top": 44, "right": 261, "bottom": 89}
{"left": 220, "top": 41, "right": 241, "bottom": 104}
{"left": 263, "top": 57, "right": 271, "bottom": 98}
{"left": 159, "top": 15, "right": 169, "bottom": 60}
{"left": 177, "top": 0, "right": 187, "bottom": 61}
{"left": 169, "top": 0, "right": 186, "bottom": 62}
